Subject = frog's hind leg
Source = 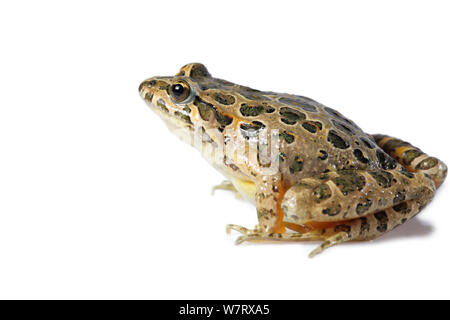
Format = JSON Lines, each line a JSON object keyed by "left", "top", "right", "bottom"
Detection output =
{"left": 308, "top": 232, "right": 350, "bottom": 258}
{"left": 228, "top": 190, "right": 432, "bottom": 257}
{"left": 237, "top": 168, "right": 436, "bottom": 257}
{"left": 307, "top": 189, "right": 435, "bottom": 257}
{"left": 372, "top": 134, "right": 447, "bottom": 188}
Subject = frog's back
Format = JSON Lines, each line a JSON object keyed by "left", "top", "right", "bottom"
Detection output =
{"left": 192, "top": 70, "right": 387, "bottom": 176}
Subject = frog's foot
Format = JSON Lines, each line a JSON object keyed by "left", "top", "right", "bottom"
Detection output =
{"left": 227, "top": 224, "right": 350, "bottom": 258}
{"left": 308, "top": 232, "right": 350, "bottom": 258}
{"left": 226, "top": 224, "right": 318, "bottom": 244}
{"left": 211, "top": 180, "right": 241, "bottom": 199}
{"left": 226, "top": 224, "right": 253, "bottom": 235}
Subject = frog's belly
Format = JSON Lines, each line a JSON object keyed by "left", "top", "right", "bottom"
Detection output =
{"left": 230, "top": 178, "right": 256, "bottom": 204}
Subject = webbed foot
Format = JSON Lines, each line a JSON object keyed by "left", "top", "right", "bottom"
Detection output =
{"left": 226, "top": 224, "right": 314, "bottom": 244}
{"left": 226, "top": 224, "right": 350, "bottom": 258}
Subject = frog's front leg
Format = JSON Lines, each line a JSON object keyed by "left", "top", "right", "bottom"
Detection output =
{"left": 227, "top": 173, "right": 286, "bottom": 240}
{"left": 255, "top": 174, "right": 286, "bottom": 233}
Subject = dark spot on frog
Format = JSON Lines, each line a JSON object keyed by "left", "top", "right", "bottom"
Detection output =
{"left": 240, "top": 103, "right": 274, "bottom": 116}
{"left": 194, "top": 96, "right": 214, "bottom": 120}
{"left": 360, "top": 137, "right": 375, "bottom": 149}
{"left": 393, "top": 202, "right": 411, "bottom": 214}
{"left": 322, "top": 169, "right": 331, "bottom": 174}
{"left": 289, "top": 156, "right": 303, "bottom": 174}
{"left": 382, "top": 137, "right": 412, "bottom": 154}
{"left": 353, "top": 149, "right": 369, "bottom": 164}
{"left": 265, "top": 106, "right": 275, "bottom": 113}
{"left": 239, "top": 88, "right": 270, "bottom": 101}
{"left": 257, "top": 208, "right": 273, "bottom": 219}
{"left": 279, "top": 107, "right": 306, "bottom": 125}
{"left": 335, "top": 224, "right": 351, "bottom": 233}
{"left": 332, "top": 120, "right": 354, "bottom": 135}
{"left": 327, "top": 130, "right": 350, "bottom": 149}
{"left": 279, "top": 152, "right": 287, "bottom": 162}
{"left": 399, "top": 166, "right": 415, "bottom": 179}
{"left": 299, "top": 104, "right": 317, "bottom": 112}
{"left": 416, "top": 157, "right": 438, "bottom": 170}
{"left": 333, "top": 170, "right": 366, "bottom": 195}
{"left": 322, "top": 204, "right": 342, "bottom": 216}
{"left": 240, "top": 121, "right": 266, "bottom": 139}
{"left": 213, "top": 92, "right": 236, "bottom": 105}
{"left": 156, "top": 98, "right": 169, "bottom": 113}
{"left": 144, "top": 92, "right": 154, "bottom": 103}
{"left": 294, "top": 182, "right": 314, "bottom": 189}
{"left": 194, "top": 96, "right": 233, "bottom": 129}
{"left": 356, "top": 198, "right": 372, "bottom": 215}
{"left": 368, "top": 170, "right": 393, "bottom": 188}
{"left": 403, "top": 149, "right": 423, "bottom": 165}
{"left": 324, "top": 106, "right": 343, "bottom": 119}
{"left": 301, "top": 121, "right": 322, "bottom": 133}
{"left": 374, "top": 211, "right": 388, "bottom": 233}
{"left": 318, "top": 150, "right": 328, "bottom": 160}
{"left": 158, "top": 81, "right": 170, "bottom": 92}
{"left": 313, "top": 184, "right": 332, "bottom": 203}
{"left": 359, "top": 217, "right": 370, "bottom": 234}
{"left": 278, "top": 97, "right": 318, "bottom": 112}
{"left": 280, "top": 131, "right": 295, "bottom": 144}
{"left": 174, "top": 111, "right": 193, "bottom": 125}
{"left": 376, "top": 149, "right": 397, "bottom": 170}
{"left": 240, "top": 104, "right": 264, "bottom": 117}
{"left": 215, "top": 111, "right": 233, "bottom": 128}
{"left": 393, "top": 190, "right": 406, "bottom": 204}
{"left": 188, "top": 63, "right": 211, "bottom": 78}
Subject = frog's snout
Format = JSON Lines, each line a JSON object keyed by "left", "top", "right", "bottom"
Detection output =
{"left": 138, "top": 79, "right": 150, "bottom": 98}
{"left": 138, "top": 81, "right": 145, "bottom": 95}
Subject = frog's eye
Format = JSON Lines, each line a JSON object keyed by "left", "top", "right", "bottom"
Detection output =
{"left": 169, "top": 81, "right": 191, "bottom": 103}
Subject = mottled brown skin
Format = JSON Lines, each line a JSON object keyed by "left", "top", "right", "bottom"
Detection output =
{"left": 139, "top": 63, "right": 447, "bottom": 257}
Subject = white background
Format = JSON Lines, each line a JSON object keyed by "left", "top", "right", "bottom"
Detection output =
{"left": 0, "top": 1, "right": 449, "bottom": 299}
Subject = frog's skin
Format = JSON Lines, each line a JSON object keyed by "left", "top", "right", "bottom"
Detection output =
{"left": 139, "top": 63, "right": 447, "bottom": 257}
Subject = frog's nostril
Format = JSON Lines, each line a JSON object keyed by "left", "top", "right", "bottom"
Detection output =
{"left": 139, "top": 80, "right": 157, "bottom": 95}
{"left": 138, "top": 81, "right": 147, "bottom": 93}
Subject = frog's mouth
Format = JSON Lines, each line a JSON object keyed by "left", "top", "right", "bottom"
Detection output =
{"left": 144, "top": 97, "right": 196, "bottom": 146}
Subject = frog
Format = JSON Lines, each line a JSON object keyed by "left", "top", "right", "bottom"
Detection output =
{"left": 138, "top": 63, "right": 447, "bottom": 257}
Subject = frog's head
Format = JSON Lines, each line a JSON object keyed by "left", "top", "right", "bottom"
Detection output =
{"left": 139, "top": 63, "right": 238, "bottom": 145}
{"left": 139, "top": 63, "right": 282, "bottom": 176}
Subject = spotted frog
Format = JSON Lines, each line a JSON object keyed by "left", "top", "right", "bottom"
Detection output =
{"left": 139, "top": 63, "right": 447, "bottom": 257}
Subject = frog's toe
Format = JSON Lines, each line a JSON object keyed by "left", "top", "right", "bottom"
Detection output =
{"left": 212, "top": 180, "right": 240, "bottom": 198}
{"left": 226, "top": 224, "right": 253, "bottom": 235}
{"left": 235, "top": 234, "right": 262, "bottom": 244}
{"left": 308, "top": 231, "right": 350, "bottom": 258}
